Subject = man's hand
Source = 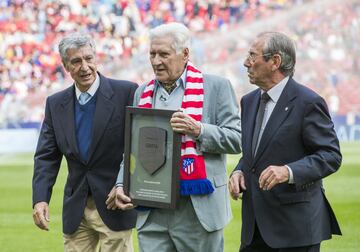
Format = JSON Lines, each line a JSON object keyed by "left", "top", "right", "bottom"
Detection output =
{"left": 229, "top": 171, "right": 247, "bottom": 200}
{"left": 33, "top": 202, "right": 50, "bottom": 231}
{"left": 114, "top": 187, "right": 135, "bottom": 210}
{"left": 106, "top": 186, "right": 117, "bottom": 210}
{"left": 259, "top": 165, "right": 289, "bottom": 190}
{"left": 170, "top": 111, "right": 201, "bottom": 137}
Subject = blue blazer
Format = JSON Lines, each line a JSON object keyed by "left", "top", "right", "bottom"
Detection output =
{"left": 235, "top": 77, "right": 342, "bottom": 248}
{"left": 33, "top": 73, "right": 138, "bottom": 234}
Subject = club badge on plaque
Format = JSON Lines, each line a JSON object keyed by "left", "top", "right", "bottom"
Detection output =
{"left": 138, "top": 127, "right": 167, "bottom": 175}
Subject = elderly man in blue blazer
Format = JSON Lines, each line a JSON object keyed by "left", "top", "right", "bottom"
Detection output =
{"left": 107, "top": 22, "right": 242, "bottom": 252}
{"left": 32, "top": 33, "right": 137, "bottom": 252}
{"left": 229, "top": 32, "right": 342, "bottom": 252}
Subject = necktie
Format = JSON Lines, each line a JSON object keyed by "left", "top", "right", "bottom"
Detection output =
{"left": 252, "top": 92, "right": 271, "bottom": 156}
{"left": 162, "top": 82, "right": 177, "bottom": 94}
{"left": 79, "top": 92, "right": 91, "bottom": 105}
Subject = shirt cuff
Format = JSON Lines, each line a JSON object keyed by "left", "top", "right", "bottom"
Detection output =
{"left": 195, "top": 122, "right": 203, "bottom": 140}
{"left": 231, "top": 170, "right": 243, "bottom": 177}
{"left": 286, "top": 165, "right": 294, "bottom": 184}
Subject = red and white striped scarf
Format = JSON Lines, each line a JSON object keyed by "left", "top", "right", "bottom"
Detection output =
{"left": 138, "top": 61, "right": 214, "bottom": 195}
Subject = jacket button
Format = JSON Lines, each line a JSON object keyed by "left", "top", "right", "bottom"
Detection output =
{"left": 251, "top": 168, "right": 255, "bottom": 173}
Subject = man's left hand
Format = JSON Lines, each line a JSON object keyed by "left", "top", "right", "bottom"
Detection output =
{"left": 170, "top": 111, "right": 201, "bottom": 137}
{"left": 106, "top": 186, "right": 117, "bottom": 210}
{"left": 259, "top": 165, "right": 289, "bottom": 190}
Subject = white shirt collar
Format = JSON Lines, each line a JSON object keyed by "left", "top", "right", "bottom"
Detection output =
{"left": 262, "top": 76, "right": 289, "bottom": 102}
{"left": 179, "top": 66, "right": 187, "bottom": 88}
{"left": 75, "top": 73, "right": 100, "bottom": 100}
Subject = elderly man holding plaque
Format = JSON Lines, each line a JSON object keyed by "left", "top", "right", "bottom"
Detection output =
{"left": 107, "top": 22, "right": 241, "bottom": 252}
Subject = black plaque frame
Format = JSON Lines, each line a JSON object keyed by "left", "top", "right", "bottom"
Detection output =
{"left": 123, "top": 106, "right": 181, "bottom": 209}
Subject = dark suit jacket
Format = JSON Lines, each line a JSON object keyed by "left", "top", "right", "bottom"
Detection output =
{"left": 235, "top": 77, "right": 342, "bottom": 248}
{"left": 32, "top": 73, "right": 138, "bottom": 234}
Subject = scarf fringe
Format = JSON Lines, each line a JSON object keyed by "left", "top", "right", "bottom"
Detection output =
{"left": 180, "top": 179, "right": 214, "bottom": 195}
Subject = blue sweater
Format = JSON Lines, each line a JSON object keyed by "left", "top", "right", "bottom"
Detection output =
{"left": 75, "top": 93, "right": 97, "bottom": 162}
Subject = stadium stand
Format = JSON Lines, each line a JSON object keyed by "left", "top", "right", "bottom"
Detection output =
{"left": 0, "top": 0, "right": 359, "bottom": 129}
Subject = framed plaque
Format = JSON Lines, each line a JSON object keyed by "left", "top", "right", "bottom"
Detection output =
{"left": 123, "top": 106, "right": 181, "bottom": 209}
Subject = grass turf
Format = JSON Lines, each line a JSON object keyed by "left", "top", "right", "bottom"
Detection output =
{"left": 0, "top": 142, "right": 359, "bottom": 251}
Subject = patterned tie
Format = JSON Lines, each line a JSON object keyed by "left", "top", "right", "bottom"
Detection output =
{"left": 162, "top": 81, "right": 177, "bottom": 94}
{"left": 252, "top": 92, "right": 271, "bottom": 156}
{"left": 79, "top": 92, "right": 91, "bottom": 105}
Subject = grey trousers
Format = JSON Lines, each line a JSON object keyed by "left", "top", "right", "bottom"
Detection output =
{"left": 137, "top": 197, "right": 224, "bottom": 252}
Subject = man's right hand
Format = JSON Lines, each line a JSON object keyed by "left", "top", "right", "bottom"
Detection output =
{"left": 114, "top": 186, "right": 135, "bottom": 210}
{"left": 33, "top": 202, "right": 50, "bottom": 231}
{"left": 229, "top": 171, "right": 247, "bottom": 200}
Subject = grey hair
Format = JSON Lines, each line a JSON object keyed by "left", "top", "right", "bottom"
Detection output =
{"left": 58, "top": 33, "right": 96, "bottom": 63}
{"left": 149, "top": 22, "right": 191, "bottom": 54}
{"left": 258, "top": 32, "right": 296, "bottom": 77}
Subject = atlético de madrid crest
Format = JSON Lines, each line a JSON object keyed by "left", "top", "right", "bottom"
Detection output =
{"left": 182, "top": 158, "right": 195, "bottom": 175}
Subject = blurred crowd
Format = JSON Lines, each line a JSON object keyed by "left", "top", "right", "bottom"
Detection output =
{"left": 199, "top": 0, "right": 360, "bottom": 117}
{"left": 0, "top": 0, "right": 359, "bottom": 127}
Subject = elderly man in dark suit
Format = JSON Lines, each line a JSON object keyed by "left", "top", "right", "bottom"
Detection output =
{"left": 229, "top": 32, "right": 342, "bottom": 252}
{"left": 32, "top": 33, "right": 137, "bottom": 252}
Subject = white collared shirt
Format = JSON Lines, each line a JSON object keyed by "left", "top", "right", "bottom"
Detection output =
{"left": 260, "top": 76, "right": 289, "bottom": 133}
{"left": 153, "top": 69, "right": 187, "bottom": 110}
{"left": 75, "top": 73, "right": 100, "bottom": 104}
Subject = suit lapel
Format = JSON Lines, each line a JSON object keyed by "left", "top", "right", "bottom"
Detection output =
{"left": 87, "top": 74, "right": 115, "bottom": 162}
{"left": 253, "top": 79, "right": 296, "bottom": 162}
{"left": 59, "top": 86, "right": 81, "bottom": 160}
{"left": 243, "top": 90, "right": 261, "bottom": 161}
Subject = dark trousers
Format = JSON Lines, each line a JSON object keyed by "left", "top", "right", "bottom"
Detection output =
{"left": 240, "top": 224, "right": 320, "bottom": 252}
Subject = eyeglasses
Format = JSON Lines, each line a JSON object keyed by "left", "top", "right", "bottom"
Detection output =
{"left": 246, "top": 53, "right": 272, "bottom": 63}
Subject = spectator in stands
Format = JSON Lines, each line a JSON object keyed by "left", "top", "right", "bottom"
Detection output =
{"left": 108, "top": 22, "right": 241, "bottom": 252}
{"left": 229, "top": 31, "right": 342, "bottom": 252}
{"left": 32, "top": 33, "right": 137, "bottom": 252}
{"left": 1, "top": 0, "right": 359, "bottom": 126}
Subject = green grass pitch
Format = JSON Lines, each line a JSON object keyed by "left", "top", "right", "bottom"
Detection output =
{"left": 0, "top": 142, "right": 359, "bottom": 251}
